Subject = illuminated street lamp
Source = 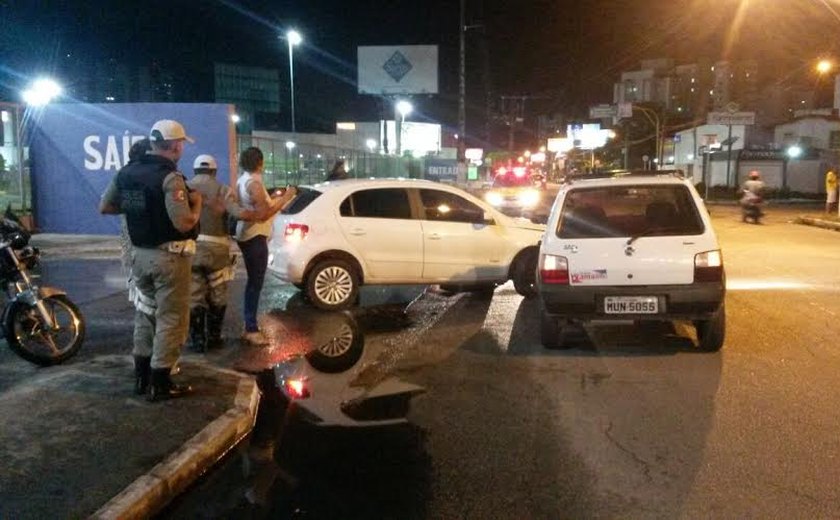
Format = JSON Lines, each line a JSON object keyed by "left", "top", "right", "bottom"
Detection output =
{"left": 22, "top": 78, "right": 62, "bottom": 107}
{"left": 787, "top": 145, "right": 802, "bottom": 158}
{"left": 231, "top": 114, "right": 241, "bottom": 124}
{"left": 817, "top": 59, "right": 833, "bottom": 75}
{"left": 395, "top": 100, "right": 413, "bottom": 156}
{"left": 286, "top": 30, "right": 303, "bottom": 133}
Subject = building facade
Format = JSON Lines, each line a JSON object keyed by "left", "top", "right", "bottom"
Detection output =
{"left": 214, "top": 63, "right": 281, "bottom": 134}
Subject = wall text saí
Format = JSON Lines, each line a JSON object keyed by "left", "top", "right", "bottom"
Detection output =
{"left": 83, "top": 132, "right": 147, "bottom": 171}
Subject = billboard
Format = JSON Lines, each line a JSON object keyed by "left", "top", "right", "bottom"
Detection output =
{"left": 358, "top": 45, "right": 439, "bottom": 95}
{"left": 30, "top": 103, "right": 235, "bottom": 235}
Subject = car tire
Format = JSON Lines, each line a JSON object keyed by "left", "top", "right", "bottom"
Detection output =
{"left": 305, "top": 314, "right": 364, "bottom": 373}
{"left": 695, "top": 303, "right": 725, "bottom": 352}
{"left": 512, "top": 249, "right": 538, "bottom": 298}
{"left": 305, "top": 259, "right": 359, "bottom": 311}
{"left": 540, "top": 307, "right": 568, "bottom": 349}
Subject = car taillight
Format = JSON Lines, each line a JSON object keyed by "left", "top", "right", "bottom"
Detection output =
{"left": 694, "top": 250, "right": 723, "bottom": 282}
{"left": 283, "top": 377, "right": 310, "bottom": 399}
{"left": 539, "top": 254, "right": 569, "bottom": 285}
{"left": 284, "top": 223, "right": 309, "bottom": 242}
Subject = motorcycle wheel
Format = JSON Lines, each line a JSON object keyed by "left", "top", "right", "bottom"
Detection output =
{"left": 5, "top": 294, "right": 85, "bottom": 366}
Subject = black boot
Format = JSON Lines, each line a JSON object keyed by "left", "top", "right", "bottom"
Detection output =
{"left": 206, "top": 305, "right": 226, "bottom": 350}
{"left": 133, "top": 356, "right": 151, "bottom": 396}
{"left": 147, "top": 368, "right": 192, "bottom": 402}
{"left": 189, "top": 307, "right": 207, "bottom": 353}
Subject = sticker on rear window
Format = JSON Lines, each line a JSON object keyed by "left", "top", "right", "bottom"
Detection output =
{"left": 571, "top": 269, "right": 608, "bottom": 283}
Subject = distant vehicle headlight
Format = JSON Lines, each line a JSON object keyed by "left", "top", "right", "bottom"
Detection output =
{"left": 518, "top": 189, "right": 540, "bottom": 208}
{"left": 485, "top": 192, "right": 504, "bottom": 206}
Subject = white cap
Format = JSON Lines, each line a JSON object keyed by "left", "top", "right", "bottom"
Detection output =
{"left": 150, "top": 119, "right": 194, "bottom": 143}
{"left": 193, "top": 154, "right": 218, "bottom": 170}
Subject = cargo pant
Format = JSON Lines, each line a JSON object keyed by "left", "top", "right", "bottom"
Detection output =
{"left": 131, "top": 247, "right": 192, "bottom": 369}
{"left": 190, "top": 241, "right": 234, "bottom": 309}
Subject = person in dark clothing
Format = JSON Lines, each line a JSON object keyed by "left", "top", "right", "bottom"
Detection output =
{"left": 326, "top": 160, "right": 348, "bottom": 181}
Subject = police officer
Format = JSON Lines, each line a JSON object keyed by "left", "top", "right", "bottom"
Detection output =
{"left": 187, "top": 154, "right": 253, "bottom": 352}
{"left": 99, "top": 119, "right": 201, "bottom": 402}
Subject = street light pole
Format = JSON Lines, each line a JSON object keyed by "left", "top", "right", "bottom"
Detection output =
{"left": 286, "top": 30, "right": 302, "bottom": 134}
{"left": 458, "top": 0, "right": 466, "bottom": 162}
{"left": 395, "top": 100, "right": 413, "bottom": 156}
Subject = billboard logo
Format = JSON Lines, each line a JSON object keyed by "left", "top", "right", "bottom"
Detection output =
{"left": 382, "top": 51, "right": 413, "bottom": 82}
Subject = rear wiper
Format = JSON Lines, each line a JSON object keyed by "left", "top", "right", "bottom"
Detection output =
{"left": 626, "top": 226, "right": 684, "bottom": 245}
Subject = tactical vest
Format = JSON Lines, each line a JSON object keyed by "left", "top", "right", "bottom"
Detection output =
{"left": 116, "top": 155, "right": 198, "bottom": 247}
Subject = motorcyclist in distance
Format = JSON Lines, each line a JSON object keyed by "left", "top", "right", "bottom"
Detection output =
{"left": 740, "top": 171, "right": 766, "bottom": 222}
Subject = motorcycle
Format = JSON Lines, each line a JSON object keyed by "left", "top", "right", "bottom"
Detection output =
{"left": 740, "top": 191, "right": 764, "bottom": 224}
{"left": 0, "top": 215, "right": 85, "bottom": 366}
{"left": 741, "top": 202, "right": 763, "bottom": 224}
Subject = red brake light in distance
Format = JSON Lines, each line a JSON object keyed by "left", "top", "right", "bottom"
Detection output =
{"left": 694, "top": 250, "right": 724, "bottom": 282}
{"left": 284, "top": 223, "right": 309, "bottom": 242}
{"left": 497, "top": 167, "right": 508, "bottom": 175}
{"left": 539, "top": 254, "right": 569, "bottom": 285}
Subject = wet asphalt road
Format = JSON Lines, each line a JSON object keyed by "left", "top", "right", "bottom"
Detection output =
{"left": 8, "top": 204, "right": 840, "bottom": 518}
{"left": 162, "top": 204, "right": 840, "bottom": 519}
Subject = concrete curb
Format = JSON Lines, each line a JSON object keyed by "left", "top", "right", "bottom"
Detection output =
{"left": 90, "top": 365, "right": 260, "bottom": 520}
{"left": 795, "top": 216, "right": 840, "bottom": 232}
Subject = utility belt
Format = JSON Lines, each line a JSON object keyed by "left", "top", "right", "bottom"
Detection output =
{"left": 197, "top": 234, "right": 231, "bottom": 246}
{"left": 159, "top": 239, "right": 196, "bottom": 256}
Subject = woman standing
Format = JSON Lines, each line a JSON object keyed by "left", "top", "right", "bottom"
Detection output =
{"left": 235, "top": 147, "right": 297, "bottom": 344}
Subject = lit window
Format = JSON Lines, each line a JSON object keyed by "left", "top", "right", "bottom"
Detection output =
{"left": 691, "top": 78, "right": 696, "bottom": 83}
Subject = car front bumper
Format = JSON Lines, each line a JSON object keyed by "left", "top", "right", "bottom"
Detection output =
{"left": 539, "top": 282, "right": 725, "bottom": 320}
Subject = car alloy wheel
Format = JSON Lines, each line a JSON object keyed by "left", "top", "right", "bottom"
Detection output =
{"left": 306, "top": 259, "right": 360, "bottom": 311}
{"left": 319, "top": 322, "right": 354, "bottom": 357}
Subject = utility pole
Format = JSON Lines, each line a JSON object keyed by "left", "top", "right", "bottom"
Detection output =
{"left": 500, "top": 95, "right": 529, "bottom": 151}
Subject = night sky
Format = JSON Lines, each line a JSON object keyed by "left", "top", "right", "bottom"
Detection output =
{"left": 3, "top": 0, "right": 840, "bottom": 142}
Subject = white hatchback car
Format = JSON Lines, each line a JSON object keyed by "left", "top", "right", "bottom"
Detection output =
{"left": 267, "top": 179, "right": 545, "bottom": 310}
{"left": 537, "top": 171, "right": 726, "bottom": 351}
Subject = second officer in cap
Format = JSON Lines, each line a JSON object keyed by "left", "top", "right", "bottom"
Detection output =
{"left": 187, "top": 154, "right": 253, "bottom": 352}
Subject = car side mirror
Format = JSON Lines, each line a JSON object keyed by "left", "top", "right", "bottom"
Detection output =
{"left": 482, "top": 211, "right": 495, "bottom": 225}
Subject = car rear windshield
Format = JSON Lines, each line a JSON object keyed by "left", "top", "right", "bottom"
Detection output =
{"left": 493, "top": 172, "right": 533, "bottom": 187}
{"left": 556, "top": 184, "right": 705, "bottom": 239}
{"left": 281, "top": 187, "right": 322, "bottom": 215}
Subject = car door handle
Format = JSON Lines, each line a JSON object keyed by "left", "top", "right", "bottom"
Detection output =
{"left": 349, "top": 228, "right": 366, "bottom": 236}
{"left": 427, "top": 233, "right": 442, "bottom": 240}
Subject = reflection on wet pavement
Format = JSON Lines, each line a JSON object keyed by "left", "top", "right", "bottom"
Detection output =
{"left": 212, "top": 287, "right": 444, "bottom": 517}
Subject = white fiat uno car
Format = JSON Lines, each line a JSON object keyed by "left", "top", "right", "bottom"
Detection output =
{"left": 268, "top": 179, "right": 545, "bottom": 310}
{"left": 537, "top": 171, "right": 726, "bottom": 351}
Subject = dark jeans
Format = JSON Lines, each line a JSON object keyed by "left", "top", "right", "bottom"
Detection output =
{"left": 237, "top": 235, "right": 268, "bottom": 332}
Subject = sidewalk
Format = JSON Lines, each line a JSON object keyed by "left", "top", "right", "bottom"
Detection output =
{"left": 0, "top": 234, "right": 261, "bottom": 519}
{"left": 794, "top": 214, "right": 840, "bottom": 232}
